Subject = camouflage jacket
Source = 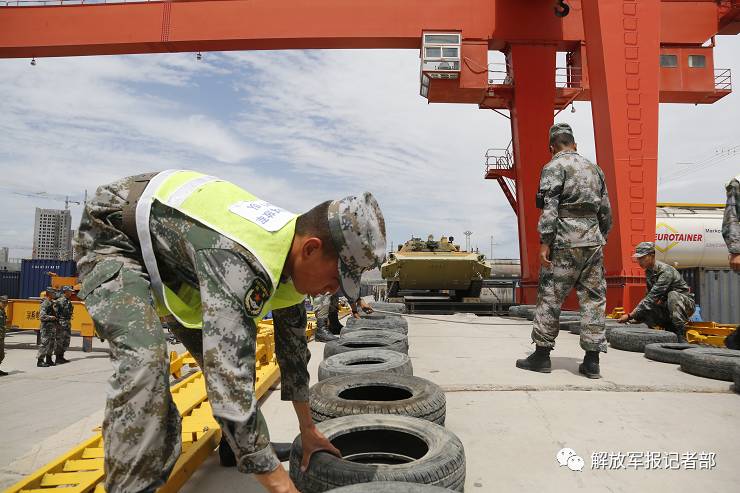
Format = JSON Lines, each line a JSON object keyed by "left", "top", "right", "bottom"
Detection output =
{"left": 149, "top": 201, "right": 310, "bottom": 473}
{"left": 537, "top": 150, "right": 612, "bottom": 249}
{"left": 723, "top": 177, "right": 740, "bottom": 254}
{"left": 633, "top": 261, "right": 691, "bottom": 318}
{"left": 54, "top": 297, "right": 74, "bottom": 321}
{"left": 39, "top": 298, "right": 56, "bottom": 325}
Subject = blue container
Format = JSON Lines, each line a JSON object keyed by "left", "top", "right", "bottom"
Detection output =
{"left": 20, "top": 259, "right": 77, "bottom": 299}
{"left": 0, "top": 270, "right": 21, "bottom": 298}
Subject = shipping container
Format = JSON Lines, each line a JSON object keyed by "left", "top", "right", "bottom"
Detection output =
{"left": 680, "top": 268, "right": 740, "bottom": 324}
{"left": 20, "top": 259, "right": 77, "bottom": 299}
{"left": 0, "top": 270, "right": 21, "bottom": 299}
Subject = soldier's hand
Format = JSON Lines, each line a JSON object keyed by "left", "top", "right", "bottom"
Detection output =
{"left": 617, "top": 314, "right": 630, "bottom": 324}
{"left": 730, "top": 253, "right": 740, "bottom": 273}
{"left": 299, "top": 424, "right": 341, "bottom": 472}
{"left": 539, "top": 244, "right": 553, "bottom": 269}
{"left": 351, "top": 311, "right": 361, "bottom": 319}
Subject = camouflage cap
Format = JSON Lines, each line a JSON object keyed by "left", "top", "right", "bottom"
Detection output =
{"left": 549, "top": 122, "right": 574, "bottom": 140}
{"left": 632, "top": 241, "right": 656, "bottom": 258}
{"left": 328, "top": 192, "right": 387, "bottom": 300}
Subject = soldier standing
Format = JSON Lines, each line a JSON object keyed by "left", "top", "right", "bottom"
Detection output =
{"left": 37, "top": 289, "right": 58, "bottom": 367}
{"left": 617, "top": 242, "right": 695, "bottom": 342}
{"left": 0, "top": 295, "right": 8, "bottom": 376}
{"left": 53, "top": 286, "right": 74, "bottom": 364}
{"left": 75, "top": 170, "right": 386, "bottom": 493}
{"left": 723, "top": 174, "right": 740, "bottom": 272}
{"left": 311, "top": 293, "right": 339, "bottom": 342}
{"left": 516, "top": 123, "right": 612, "bottom": 379}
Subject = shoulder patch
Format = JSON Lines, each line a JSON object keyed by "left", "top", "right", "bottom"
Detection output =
{"left": 245, "top": 277, "right": 270, "bottom": 317}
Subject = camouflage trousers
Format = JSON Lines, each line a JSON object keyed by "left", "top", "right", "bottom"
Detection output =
{"left": 76, "top": 176, "right": 182, "bottom": 493}
{"left": 0, "top": 326, "right": 5, "bottom": 365}
{"left": 532, "top": 246, "right": 607, "bottom": 352}
{"left": 54, "top": 320, "right": 72, "bottom": 355}
{"left": 37, "top": 323, "right": 57, "bottom": 358}
{"left": 634, "top": 291, "right": 695, "bottom": 337}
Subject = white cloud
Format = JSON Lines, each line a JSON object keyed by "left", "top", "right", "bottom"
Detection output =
{"left": 0, "top": 37, "right": 738, "bottom": 260}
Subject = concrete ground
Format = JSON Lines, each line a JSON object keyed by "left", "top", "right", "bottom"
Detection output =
{"left": 1, "top": 314, "right": 738, "bottom": 492}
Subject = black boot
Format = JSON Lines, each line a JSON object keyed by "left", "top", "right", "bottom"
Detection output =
{"left": 515, "top": 346, "right": 552, "bottom": 373}
{"left": 55, "top": 354, "right": 70, "bottom": 365}
{"left": 272, "top": 442, "right": 292, "bottom": 462}
{"left": 315, "top": 323, "right": 338, "bottom": 343}
{"left": 45, "top": 355, "right": 56, "bottom": 366}
{"left": 578, "top": 351, "right": 601, "bottom": 379}
{"left": 328, "top": 309, "right": 343, "bottom": 335}
{"left": 0, "top": 369, "right": 8, "bottom": 376}
{"left": 218, "top": 439, "right": 236, "bottom": 467}
{"left": 674, "top": 326, "right": 687, "bottom": 344}
{"left": 37, "top": 358, "right": 50, "bottom": 368}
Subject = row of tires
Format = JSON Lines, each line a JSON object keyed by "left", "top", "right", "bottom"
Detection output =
{"left": 289, "top": 303, "right": 466, "bottom": 493}
{"left": 507, "top": 305, "right": 740, "bottom": 389}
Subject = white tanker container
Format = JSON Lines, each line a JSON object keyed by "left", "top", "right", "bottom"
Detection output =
{"left": 654, "top": 204, "right": 728, "bottom": 268}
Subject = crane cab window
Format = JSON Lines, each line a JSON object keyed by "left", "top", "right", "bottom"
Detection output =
{"left": 660, "top": 55, "right": 678, "bottom": 68}
{"left": 688, "top": 55, "right": 706, "bottom": 68}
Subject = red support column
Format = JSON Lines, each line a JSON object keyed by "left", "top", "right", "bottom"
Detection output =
{"left": 581, "top": 0, "right": 660, "bottom": 311}
{"left": 508, "top": 44, "right": 556, "bottom": 303}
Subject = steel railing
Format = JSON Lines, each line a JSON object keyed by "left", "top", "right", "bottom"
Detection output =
{"left": 715, "top": 68, "right": 732, "bottom": 91}
{"left": 485, "top": 146, "right": 514, "bottom": 173}
{"left": 488, "top": 63, "right": 585, "bottom": 89}
{"left": 487, "top": 62, "right": 512, "bottom": 85}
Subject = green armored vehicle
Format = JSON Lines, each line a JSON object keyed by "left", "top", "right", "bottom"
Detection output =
{"left": 381, "top": 235, "right": 491, "bottom": 299}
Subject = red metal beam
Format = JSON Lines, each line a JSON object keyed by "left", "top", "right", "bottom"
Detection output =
{"left": 0, "top": 0, "right": 723, "bottom": 58}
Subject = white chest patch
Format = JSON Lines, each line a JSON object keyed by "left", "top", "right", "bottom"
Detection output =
{"left": 229, "top": 200, "right": 295, "bottom": 232}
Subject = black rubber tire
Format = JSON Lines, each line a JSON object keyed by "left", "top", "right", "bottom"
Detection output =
{"left": 524, "top": 309, "right": 536, "bottom": 321}
{"left": 341, "top": 322, "right": 408, "bottom": 337}
{"left": 605, "top": 323, "right": 648, "bottom": 341}
{"left": 326, "top": 482, "right": 456, "bottom": 492}
{"left": 324, "top": 331, "right": 409, "bottom": 359}
{"left": 289, "top": 414, "right": 466, "bottom": 492}
{"left": 346, "top": 315, "right": 408, "bottom": 330}
{"left": 310, "top": 374, "right": 446, "bottom": 425}
{"left": 679, "top": 347, "right": 740, "bottom": 381}
{"left": 318, "top": 349, "right": 414, "bottom": 381}
{"left": 371, "top": 301, "right": 407, "bottom": 314}
{"left": 644, "top": 342, "right": 696, "bottom": 364}
{"left": 561, "top": 320, "right": 581, "bottom": 334}
{"left": 734, "top": 365, "right": 740, "bottom": 394}
{"left": 608, "top": 327, "right": 677, "bottom": 352}
{"left": 508, "top": 304, "right": 534, "bottom": 318}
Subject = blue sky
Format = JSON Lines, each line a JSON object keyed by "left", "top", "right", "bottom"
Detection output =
{"left": 0, "top": 38, "right": 738, "bottom": 261}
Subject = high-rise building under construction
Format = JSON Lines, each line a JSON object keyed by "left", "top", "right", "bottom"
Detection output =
{"left": 32, "top": 208, "right": 73, "bottom": 260}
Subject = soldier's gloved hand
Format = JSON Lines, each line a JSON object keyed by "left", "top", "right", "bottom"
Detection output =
{"left": 539, "top": 244, "right": 553, "bottom": 269}
{"left": 730, "top": 253, "right": 740, "bottom": 273}
{"left": 299, "top": 423, "right": 341, "bottom": 472}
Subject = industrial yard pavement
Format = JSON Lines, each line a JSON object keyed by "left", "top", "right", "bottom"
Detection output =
{"left": 1, "top": 315, "right": 739, "bottom": 492}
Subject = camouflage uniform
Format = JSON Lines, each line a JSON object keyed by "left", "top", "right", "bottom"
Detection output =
{"left": 632, "top": 260, "right": 695, "bottom": 338}
{"left": 723, "top": 176, "right": 740, "bottom": 255}
{"left": 0, "top": 296, "right": 7, "bottom": 372}
{"left": 532, "top": 135, "right": 612, "bottom": 352}
{"left": 312, "top": 293, "right": 331, "bottom": 330}
{"left": 53, "top": 293, "right": 73, "bottom": 356}
{"left": 76, "top": 173, "right": 385, "bottom": 492}
{"left": 37, "top": 297, "right": 57, "bottom": 358}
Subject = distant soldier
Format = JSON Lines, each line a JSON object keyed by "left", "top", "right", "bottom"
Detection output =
{"left": 311, "top": 293, "right": 339, "bottom": 342}
{"left": 723, "top": 174, "right": 740, "bottom": 272}
{"left": 721, "top": 175, "right": 739, "bottom": 349}
{"left": 516, "top": 123, "right": 612, "bottom": 379}
{"left": 53, "top": 286, "right": 74, "bottom": 364}
{"left": 618, "top": 242, "right": 695, "bottom": 342}
{"left": 37, "top": 289, "right": 57, "bottom": 367}
{"left": 328, "top": 293, "right": 344, "bottom": 334}
{"left": 0, "top": 295, "right": 8, "bottom": 376}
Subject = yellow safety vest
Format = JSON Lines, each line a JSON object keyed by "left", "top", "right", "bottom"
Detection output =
{"left": 135, "top": 170, "right": 305, "bottom": 328}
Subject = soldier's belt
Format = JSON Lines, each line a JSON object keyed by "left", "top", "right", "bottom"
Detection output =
{"left": 558, "top": 209, "right": 597, "bottom": 219}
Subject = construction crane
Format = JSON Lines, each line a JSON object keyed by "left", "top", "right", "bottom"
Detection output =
{"left": 2, "top": 187, "right": 84, "bottom": 209}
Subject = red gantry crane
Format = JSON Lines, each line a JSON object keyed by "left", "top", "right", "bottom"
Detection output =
{"left": 0, "top": 0, "right": 737, "bottom": 310}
